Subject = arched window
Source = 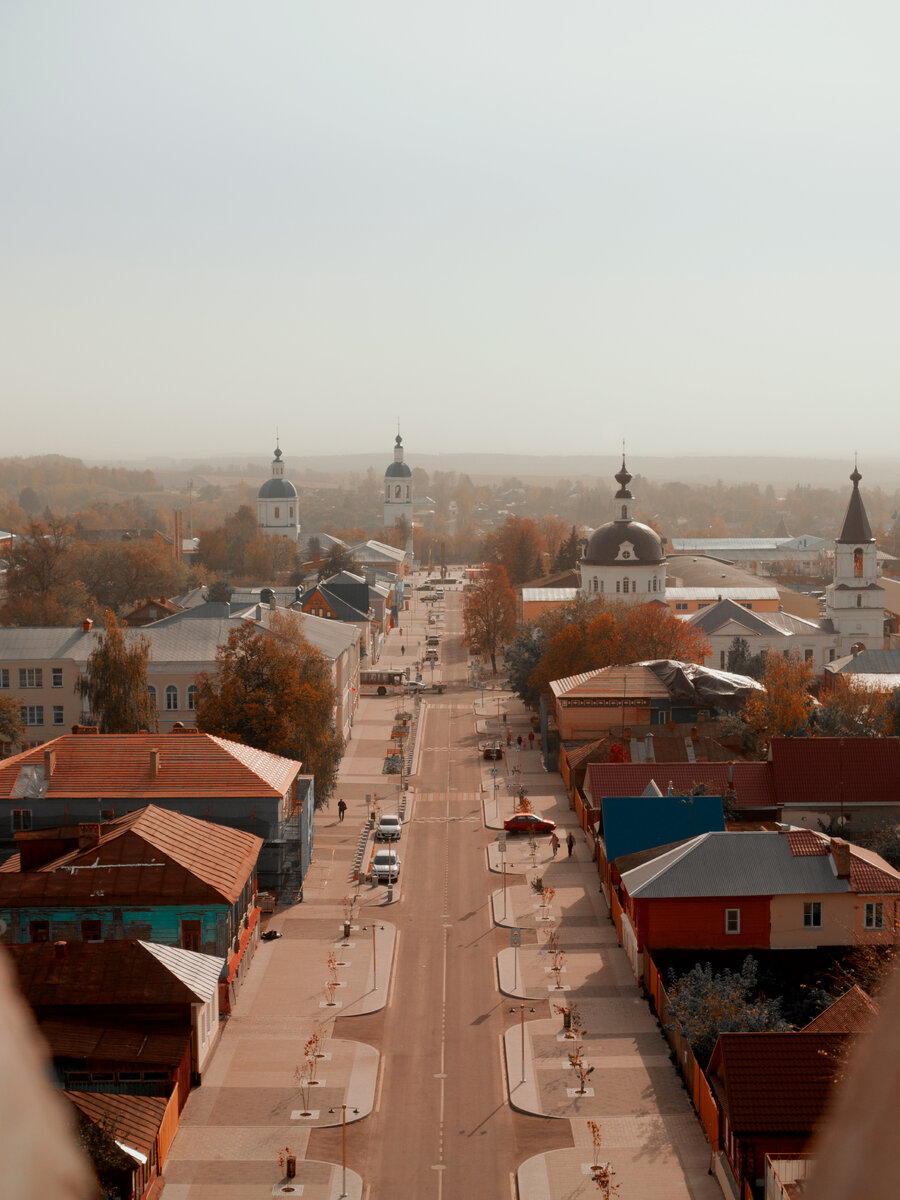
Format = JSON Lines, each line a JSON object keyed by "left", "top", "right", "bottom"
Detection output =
{"left": 274, "top": 507, "right": 280, "bottom": 519}
{"left": 395, "top": 485, "right": 401, "bottom": 497}
{"left": 854, "top": 548, "right": 863, "bottom": 577}
{"left": 165, "top": 685, "right": 178, "bottom": 711}
{"left": 187, "top": 684, "right": 198, "bottom": 711}
{"left": 147, "top": 685, "right": 157, "bottom": 707}
{"left": 623, "top": 577, "right": 630, "bottom": 594}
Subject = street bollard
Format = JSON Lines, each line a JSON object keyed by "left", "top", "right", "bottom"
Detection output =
{"left": 343, "top": 920, "right": 351, "bottom": 939}
{"left": 387, "top": 882, "right": 394, "bottom": 902}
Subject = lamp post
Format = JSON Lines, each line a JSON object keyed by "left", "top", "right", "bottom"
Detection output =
{"left": 362, "top": 924, "right": 384, "bottom": 990}
{"left": 328, "top": 1104, "right": 359, "bottom": 1198}
{"left": 509, "top": 1004, "right": 535, "bottom": 1085}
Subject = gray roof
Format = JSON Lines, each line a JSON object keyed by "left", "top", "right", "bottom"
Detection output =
{"left": 684, "top": 598, "right": 825, "bottom": 638}
{"left": 140, "top": 941, "right": 226, "bottom": 996}
{"left": 837, "top": 468, "right": 874, "bottom": 544}
{"left": 621, "top": 831, "right": 851, "bottom": 898}
{"left": 583, "top": 519, "right": 664, "bottom": 567}
{"left": 385, "top": 461, "right": 412, "bottom": 478}
{"left": 258, "top": 477, "right": 298, "bottom": 499}
{"left": 826, "top": 649, "right": 900, "bottom": 676}
{"left": 667, "top": 587, "right": 780, "bottom": 602}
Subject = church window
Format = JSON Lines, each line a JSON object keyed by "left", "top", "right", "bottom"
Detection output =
{"left": 592, "top": 578, "right": 598, "bottom": 593}
{"left": 616, "top": 581, "right": 620, "bottom": 593}
{"left": 857, "top": 594, "right": 862, "bottom": 608}
{"left": 274, "top": 507, "right": 280, "bottom": 519}
{"left": 386, "top": 485, "right": 390, "bottom": 500}
{"left": 621, "top": 505, "right": 627, "bottom": 518}
{"left": 854, "top": 548, "right": 863, "bottom": 577}
{"left": 166, "top": 685, "right": 179, "bottom": 710}
{"left": 622, "top": 577, "right": 630, "bottom": 594}
{"left": 187, "top": 685, "right": 198, "bottom": 711}
{"left": 406, "top": 486, "right": 410, "bottom": 499}
{"left": 395, "top": 485, "right": 401, "bottom": 498}
{"left": 147, "top": 685, "right": 157, "bottom": 707}
{"left": 653, "top": 577, "right": 658, "bottom": 592}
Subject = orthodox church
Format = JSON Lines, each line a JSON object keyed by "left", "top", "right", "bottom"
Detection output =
{"left": 824, "top": 462, "right": 885, "bottom": 656}
{"left": 579, "top": 457, "right": 667, "bottom": 603}
{"left": 383, "top": 433, "right": 414, "bottom": 541}
{"left": 257, "top": 443, "right": 301, "bottom": 541}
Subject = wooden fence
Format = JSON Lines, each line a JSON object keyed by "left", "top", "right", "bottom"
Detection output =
{"left": 157, "top": 1082, "right": 180, "bottom": 1168}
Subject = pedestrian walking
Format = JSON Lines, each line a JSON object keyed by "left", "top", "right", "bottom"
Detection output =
{"left": 337, "top": 798, "right": 347, "bottom": 822}
{"left": 401, "top": 645, "right": 405, "bottom": 655}
{"left": 566, "top": 831, "right": 575, "bottom": 858}
{"left": 550, "top": 832, "right": 560, "bottom": 857}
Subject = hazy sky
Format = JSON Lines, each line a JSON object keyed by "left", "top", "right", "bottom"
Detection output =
{"left": 3, "top": 3, "right": 899, "bottom": 464}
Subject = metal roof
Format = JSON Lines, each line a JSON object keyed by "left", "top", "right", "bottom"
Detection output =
{"left": 684, "top": 599, "right": 824, "bottom": 637}
{"left": 521, "top": 588, "right": 579, "bottom": 602}
{"left": 666, "top": 587, "right": 780, "bottom": 601}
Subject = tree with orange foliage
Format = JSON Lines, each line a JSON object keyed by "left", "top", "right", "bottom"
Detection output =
{"left": 484, "top": 515, "right": 545, "bottom": 584}
{"left": 741, "top": 650, "right": 815, "bottom": 755}
{"left": 813, "top": 675, "right": 895, "bottom": 738}
{"left": 462, "top": 564, "right": 517, "bottom": 675}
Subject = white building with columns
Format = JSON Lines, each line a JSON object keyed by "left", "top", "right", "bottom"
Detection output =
{"left": 579, "top": 458, "right": 667, "bottom": 603}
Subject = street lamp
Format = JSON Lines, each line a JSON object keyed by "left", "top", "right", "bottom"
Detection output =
{"left": 362, "top": 924, "right": 385, "bottom": 990}
{"left": 328, "top": 1104, "right": 360, "bottom": 1198}
{"left": 509, "top": 1005, "right": 535, "bottom": 1085}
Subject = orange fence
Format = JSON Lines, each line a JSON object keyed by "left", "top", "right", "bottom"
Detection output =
{"left": 609, "top": 887, "right": 624, "bottom": 943}
{"left": 157, "top": 1082, "right": 180, "bottom": 1168}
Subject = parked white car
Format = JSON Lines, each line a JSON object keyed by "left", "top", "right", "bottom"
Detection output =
{"left": 371, "top": 849, "right": 401, "bottom": 883}
{"left": 375, "top": 814, "right": 402, "bottom": 841}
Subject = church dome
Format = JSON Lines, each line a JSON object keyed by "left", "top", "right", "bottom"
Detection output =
{"left": 258, "top": 476, "right": 298, "bottom": 499}
{"left": 583, "top": 520, "right": 664, "bottom": 566}
{"left": 385, "top": 460, "right": 412, "bottom": 479}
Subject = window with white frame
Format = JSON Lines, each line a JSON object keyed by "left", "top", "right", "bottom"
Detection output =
{"left": 53, "top": 706, "right": 65, "bottom": 725}
{"left": 865, "top": 902, "right": 885, "bottom": 930}
{"left": 52, "top": 668, "right": 63, "bottom": 687}
{"left": 803, "top": 901, "right": 822, "bottom": 928}
{"left": 20, "top": 706, "right": 44, "bottom": 726}
{"left": 19, "top": 668, "right": 43, "bottom": 688}
{"left": 165, "top": 685, "right": 179, "bottom": 710}
{"left": 0, "top": 669, "right": 8, "bottom": 688}
{"left": 725, "top": 908, "right": 741, "bottom": 934}
{"left": 187, "top": 684, "right": 198, "bottom": 711}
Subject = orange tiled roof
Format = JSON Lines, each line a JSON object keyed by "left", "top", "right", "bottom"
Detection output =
{"left": 708, "top": 1032, "right": 847, "bottom": 1133}
{"left": 803, "top": 986, "right": 879, "bottom": 1035}
{"left": 0, "top": 804, "right": 261, "bottom": 906}
{"left": 0, "top": 731, "right": 299, "bottom": 800}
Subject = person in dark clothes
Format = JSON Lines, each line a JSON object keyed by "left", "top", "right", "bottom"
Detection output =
{"left": 566, "top": 831, "right": 575, "bottom": 857}
{"left": 337, "top": 798, "right": 347, "bottom": 822}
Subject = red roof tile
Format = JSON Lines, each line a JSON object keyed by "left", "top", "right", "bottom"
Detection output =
{"left": 770, "top": 738, "right": 900, "bottom": 809}
{"left": 587, "top": 762, "right": 776, "bottom": 810}
{"left": 708, "top": 1032, "right": 847, "bottom": 1133}
{"left": 787, "top": 830, "right": 829, "bottom": 856}
{"left": 0, "top": 731, "right": 300, "bottom": 800}
{"left": 803, "top": 986, "right": 879, "bottom": 1035}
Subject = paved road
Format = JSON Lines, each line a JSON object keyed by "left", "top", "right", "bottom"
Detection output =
{"left": 314, "top": 585, "right": 571, "bottom": 1200}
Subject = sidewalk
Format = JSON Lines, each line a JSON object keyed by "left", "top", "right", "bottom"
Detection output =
{"left": 486, "top": 782, "right": 721, "bottom": 1200}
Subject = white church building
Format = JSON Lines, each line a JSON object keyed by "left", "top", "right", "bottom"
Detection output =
{"left": 257, "top": 444, "right": 301, "bottom": 541}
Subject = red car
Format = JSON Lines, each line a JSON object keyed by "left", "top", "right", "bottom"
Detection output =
{"left": 503, "top": 813, "right": 557, "bottom": 835}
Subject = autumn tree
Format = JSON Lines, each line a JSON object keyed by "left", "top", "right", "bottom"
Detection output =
{"left": 462, "top": 564, "right": 517, "bottom": 675}
{"left": 484, "top": 515, "right": 545, "bottom": 584}
{"left": 666, "top": 956, "right": 788, "bottom": 1068}
{"left": 317, "top": 543, "right": 361, "bottom": 580}
{"left": 77, "top": 610, "right": 158, "bottom": 733}
{"left": 553, "top": 525, "right": 582, "bottom": 571}
{"left": 194, "top": 614, "right": 343, "bottom": 803}
{"left": 740, "top": 650, "right": 815, "bottom": 755}
{"left": 72, "top": 538, "right": 188, "bottom": 614}
{"left": 813, "top": 676, "right": 894, "bottom": 738}
{"left": 2, "top": 517, "right": 92, "bottom": 625}
{"left": 0, "top": 696, "right": 24, "bottom": 755}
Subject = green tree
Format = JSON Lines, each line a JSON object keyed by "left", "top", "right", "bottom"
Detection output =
{"left": 0, "top": 695, "right": 24, "bottom": 755}
{"left": 77, "top": 610, "right": 158, "bottom": 733}
{"left": 553, "top": 525, "right": 582, "bottom": 571}
{"left": 194, "top": 614, "right": 343, "bottom": 804}
{"left": 504, "top": 626, "right": 545, "bottom": 709}
{"left": 666, "top": 956, "right": 788, "bottom": 1067}
{"left": 317, "top": 543, "right": 360, "bottom": 580}
{"left": 726, "top": 636, "right": 766, "bottom": 679}
{"left": 484, "top": 515, "right": 545, "bottom": 584}
{"left": 462, "top": 564, "right": 518, "bottom": 675}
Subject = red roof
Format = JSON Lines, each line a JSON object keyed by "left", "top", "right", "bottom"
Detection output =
{"left": 803, "top": 986, "right": 879, "bottom": 1035}
{"left": 0, "top": 804, "right": 262, "bottom": 906}
{"left": 786, "top": 828, "right": 900, "bottom": 893}
{"left": 787, "top": 830, "right": 829, "bottom": 856}
{"left": 587, "top": 762, "right": 776, "bottom": 811}
{"left": 0, "top": 730, "right": 300, "bottom": 800}
{"left": 708, "top": 1032, "right": 847, "bottom": 1134}
{"left": 40, "top": 1017, "right": 190, "bottom": 1066}
{"left": 770, "top": 738, "right": 900, "bottom": 809}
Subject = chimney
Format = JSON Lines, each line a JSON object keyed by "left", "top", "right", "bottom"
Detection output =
{"left": 44, "top": 749, "right": 55, "bottom": 777}
{"left": 72, "top": 725, "right": 99, "bottom": 736}
{"left": 691, "top": 726, "right": 699, "bottom": 742}
{"left": 831, "top": 837, "right": 851, "bottom": 879}
{"left": 54, "top": 941, "right": 67, "bottom": 960}
{"left": 150, "top": 749, "right": 161, "bottom": 778}
{"left": 78, "top": 823, "right": 101, "bottom": 849}
{"left": 82, "top": 618, "right": 93, "bottom": 632}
